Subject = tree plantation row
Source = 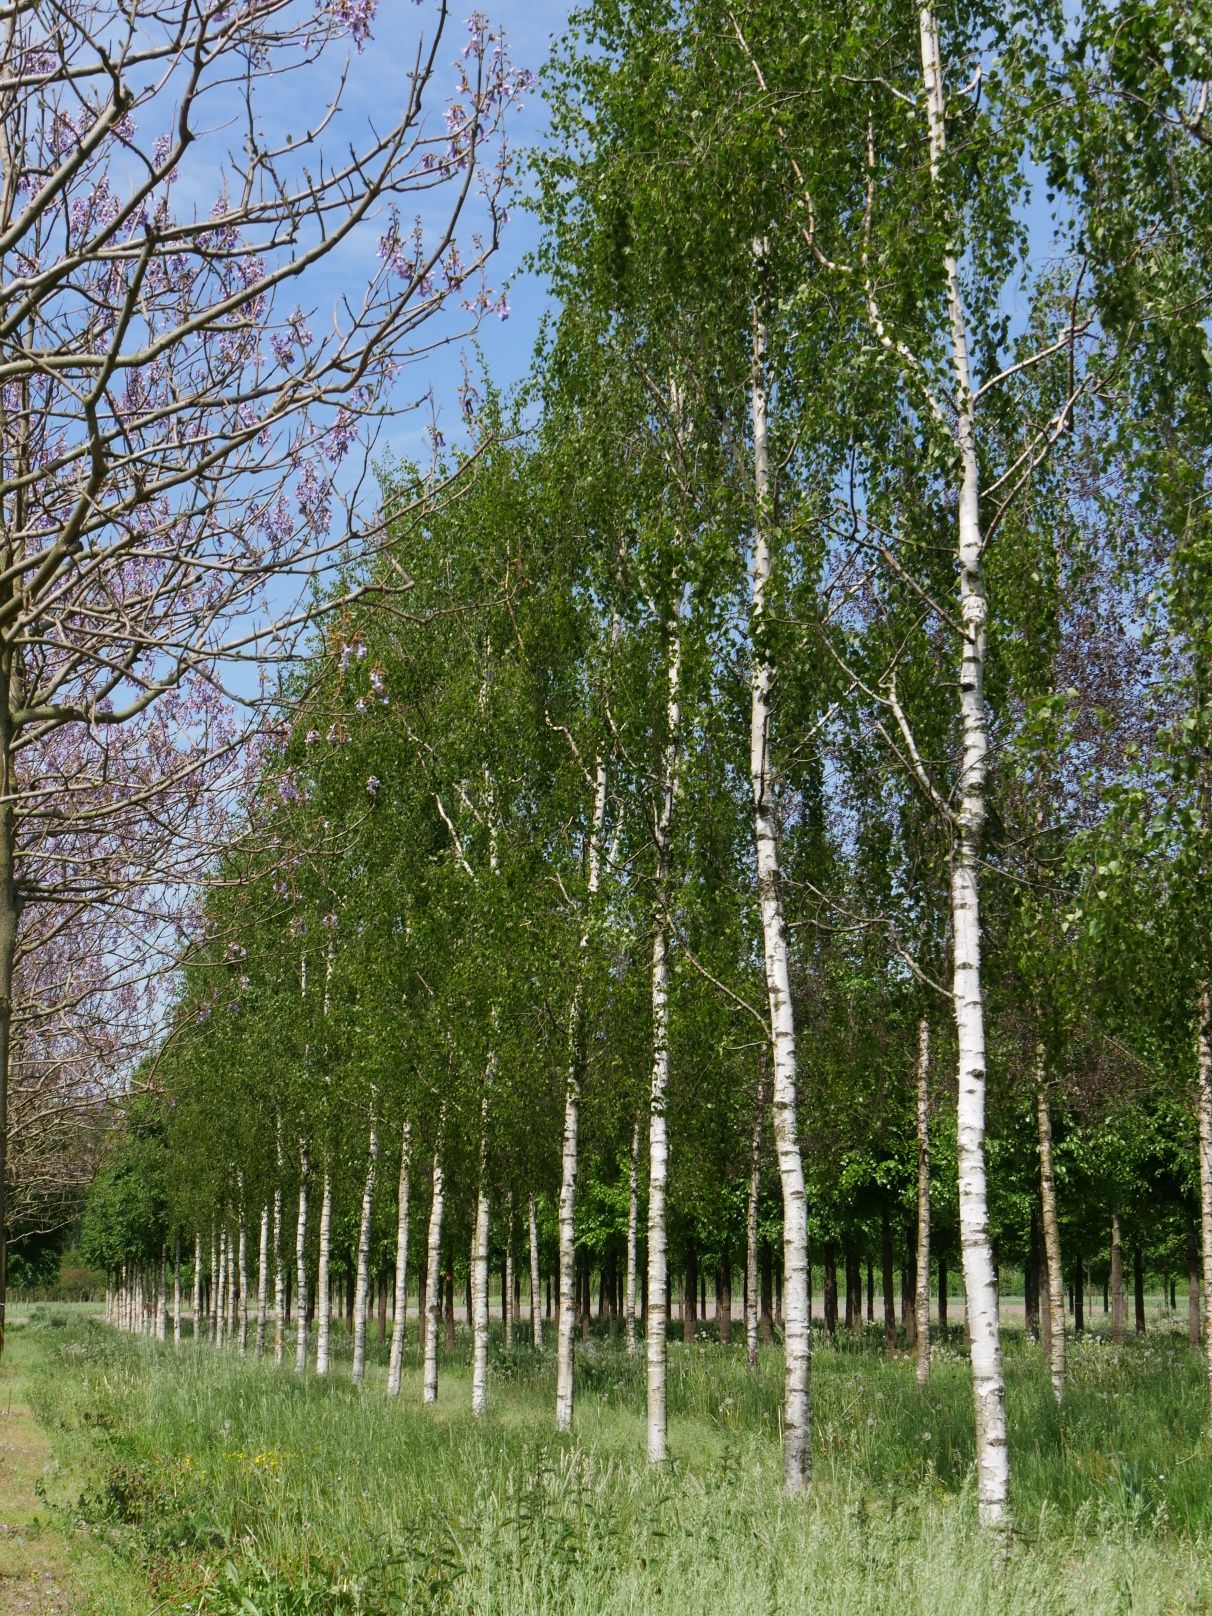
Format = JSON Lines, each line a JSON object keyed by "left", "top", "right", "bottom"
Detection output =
{"left": 37, "top": 0, "right": 1212, "bottom": 1540}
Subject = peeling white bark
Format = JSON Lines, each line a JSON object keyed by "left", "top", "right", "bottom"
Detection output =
{"left": 915, "top": 1019, "right": 932, "bottom": 1385}
{"left": 255, "top": 1204, "right": 269, "bottom": 1359}
{"left": 747, "top": 1062, "right": 766, "bottom": 1371}
{"left": 273, "top": 1171, "right": 285, "bottom": 1367}
{"left": 917, "top": 2, "right": 1008, "bottom": 1525}
{"left": 315, "top": 1169, "right": 333, "bottom": 1376}
{"left": 472, "top": 1096, "right": 490, "bottom": 1416}
{"left": 192, "top": 1234, "right": 202, "bottom": 1346}
{"left": 528, "top": 1193, "right": 543, "bottom": 1350}
{"left": 295, "top": 1140, "right": 310, "bottom": 1374}
{"left": 352, "top": 1103, "right": 380, "bottom": 1386}
{"left": 423, "top": 1138, "right": 445, "bottom": 1404}
{"left": 215, "top": 1228, "right": 227, "bottom": 1349}
{"left": 1035, "top": 1053, "right": 1065, "bottom": 1402}
{"left": 237, "top": 1188, "right": 249, "bottom": 1357}
{"left": 172, "top": 1234, "right": 181, "bottom": 1349}
{"left": 625, "top": 1115, "right": 640, "bottom": 1356}
{"left": 750, "top": 290, "right": 810, "bottom": 1493}
{"left": 556, "top": 735, "right": 611, "bottom": 1432}
{"left": 273, "top": 1124, "right": 284, "bottom": 1363}
{"left": 504, "top": 1190, "right": 515, "bottom": 1350}
{"left": 647, "top": 594, "right": 682, "bottom": 1468}
{"left": 388, "top": 1120, "right": 412, "bottom": 1396}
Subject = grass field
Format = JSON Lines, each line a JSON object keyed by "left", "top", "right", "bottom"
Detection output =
{"left": 10, "top": 1305, "right": 1212, "bottom": 1614}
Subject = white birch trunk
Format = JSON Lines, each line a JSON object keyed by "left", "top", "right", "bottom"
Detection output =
{"left": 1197, "top": 989, "right": 1212, "bottom": 1417}
{"left": 315, "top": 1169, "right": 333, "bottom": 1376}
{"left": 918, "top": 3, "right": 1008, "bottom": 1524}
{"left": 423, "top": 1144, "right": 445, "bottom": 1404}
{"left": 273, "top": 1134, "right": 285, "bottom": 1366}
{"left": 156, "top": 1249, "right": 167, "bottom": 1341}
{"left": 227, "top": 1229, "right": 237, "bottom": 1344}
{"left": 915, "top": 1019, "right": 932, "bottom": 1384}
{"left": 171, "top": 1234, "right": 180, "bottom": 1350}
{"left": 1035, "top": 1056, "right": 1066, "bottom": 1402}
{"left": 471, "top": 1097, "right": 491, "bottom": 1416}
{"left": 192, "top": 1234, "right": 202, "bottom": 1345}
{"left": 216, "top": 1231, "right": 227, "bottom": 1350}
{"left": 237, "top": 1192, "right": 249, "bottom": 1357}
{"left": 255, "top": 1205, "right": 270, "bottom": 1359}
{"left": 747, "top": 1064, "right": 766, "bottom": 1371}
{"left": 625, "top": 1114, "right": 640, "bottom": 1356}
{"left": 209, "top": 1225, "right": 219, "bottom": 1344}
{"left": 504, "top": 1190, "right": 515, "bottom": 1350}
{"left": 295, "top": 1141, "right": 310, "bottom": 1374}
{"left": 352, "top": 1104, "right": 380, "bottom": 1386}
{"left": 387, "top": 1119, "right": 412, "bottom": 1396}
{"left": 750, "top": 296, "right": 810, "bottom": 1493}
{"left": 555, "top": 741, "right": 611, "bottom": 1432}
{"left": 173, "top": 1235, "right": 181, "bottom": 1348}
{"left": 528, "top": 1193, "right": 543, "bottom": 1351}
{"left": 646, "top": 597, "right": 682, "bottom": 1467}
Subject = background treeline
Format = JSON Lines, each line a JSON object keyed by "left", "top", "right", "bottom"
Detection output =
{"left": 81, "top": 0, "right": 1212, "bottom": 1526}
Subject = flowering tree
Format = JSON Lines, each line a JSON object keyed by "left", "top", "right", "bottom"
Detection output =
{"left": 0, "top": 0, "right": 530, "bottom": 1352}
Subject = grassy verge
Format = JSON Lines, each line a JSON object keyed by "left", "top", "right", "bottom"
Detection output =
{"left": 0, "top": 1307, "right": 148, "bottom": 1615}
{"left": 20, "top": 1309, "right": 1212, "bottom": 1614}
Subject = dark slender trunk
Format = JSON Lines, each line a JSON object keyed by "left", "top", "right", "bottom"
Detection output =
{"left": 881, "top": 1204, "right": 895, "bottom": 1350}
{"left": 866, "top": 1259, "right": 874, "bottom": 1324}
{"left": 902, "top": 1234, "right": 916, "bottom": 1347}
{"left": 418, "top": 1270, "right": 428, "bottom": 1354}
{"left": 378, "top": 1270, "right": 388, "bottom": 1342}
{"left": 823, "top": 1242, "right": 838, "bottom": 1338}
{"left": 1074, "top": 1254, "right": 1085, "bottom": 1335}
{"left": 938, "top": 1256, "right": 948, "bottom": 1333}
{"left": 444, "top": 1266, "right": 455, "bottom": 1351}
{"left": 1134, "top": 1245, "right": 1146, "bottom": 1335}
{"left": 580, "top": 1250, "right": 591, "bottom": 1342}
{"left": 684, "top": 1238, "right": 698, "bottom": 1343}
{"left": 546, "top": 1274, "right": 552, "bottom": 1319}
{"left": 719, "top": 1251, "right": 732, "bottom": 1345}
{"left": 845, "top": 1246, "right": 860, "bottom": 1333}
{"left": 1110, "top": 1213, "right": 1124, "bottom": 1344}
{"left": 759, "top": 1241, "right": 774, "bottom": 1342}
{"left": 0, "top": 716, "right": 17, "bottom": 1359}
{"left": 1025, "top": 1214, "right": 1041, "bottom": 1340}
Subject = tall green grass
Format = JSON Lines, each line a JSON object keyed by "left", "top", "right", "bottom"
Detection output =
{"left": 23, "top": 1310, "right": 1212, "bottom": 1615}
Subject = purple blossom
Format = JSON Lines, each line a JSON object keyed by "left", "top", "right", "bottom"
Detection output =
{"left": 322, "top": 911, "right": 339, "bottom": 930}
{"left": 367, "top": 775, "right": 380, "bottom": 795}
{"left": 332, "top": 0, "right": 377, "bottom": 48}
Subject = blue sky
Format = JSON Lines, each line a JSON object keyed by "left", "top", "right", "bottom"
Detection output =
{"left": 343, "top": 0, "right": 576, "bottom": 465}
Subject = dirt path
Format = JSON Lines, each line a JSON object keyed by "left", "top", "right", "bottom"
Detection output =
{"left": 0, "top": 1325, "right": 78, "bottom": 1614}
{"left": 0, "top": 1320, "right": 148, "bottom": 1616}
